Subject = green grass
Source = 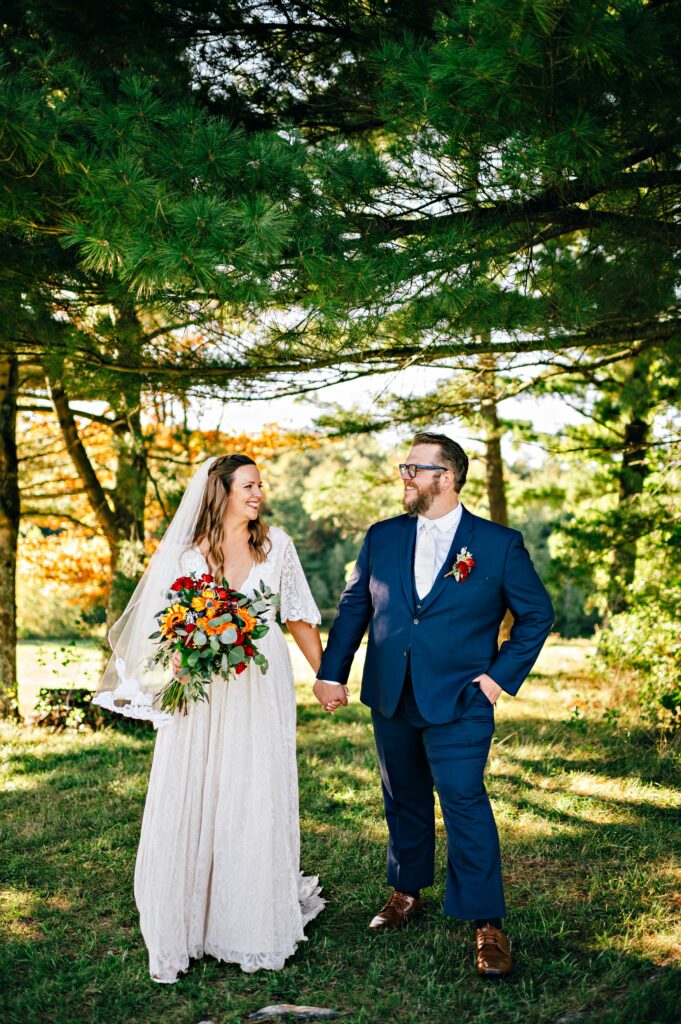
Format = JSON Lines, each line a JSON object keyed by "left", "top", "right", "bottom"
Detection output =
{"left": 17, "top": 639, "right": 103, "bottom": 717}
{"left": 2, "top": 638, "right": 680, "bottom": 1023}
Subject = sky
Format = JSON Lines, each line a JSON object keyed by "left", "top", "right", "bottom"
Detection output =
{"left": 196, "top": 364, "right": 588, "bottom": 463}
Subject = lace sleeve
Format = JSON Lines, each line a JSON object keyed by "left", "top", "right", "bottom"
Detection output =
{"left": 279, "top": 538, "right": 322, "bottom": 625}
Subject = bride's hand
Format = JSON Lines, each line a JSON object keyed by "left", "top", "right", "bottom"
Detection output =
{"left": 172, "top": 651, "right": 182, "bottom": 676}
{"left": 313, "top": 679, "right": 349, "bottom": 714}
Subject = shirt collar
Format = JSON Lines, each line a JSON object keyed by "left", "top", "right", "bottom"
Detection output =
{"left": 418, "top": 502, "right": 462, "bottom": 534}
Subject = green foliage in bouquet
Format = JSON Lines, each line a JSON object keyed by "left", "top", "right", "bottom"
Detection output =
{"left": 149, "top": 573, "right": 280, "bottom": 717}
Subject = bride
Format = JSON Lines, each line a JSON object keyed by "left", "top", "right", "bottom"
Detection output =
{"left": 93, "top": 454, "right": 331, "bottom": 983}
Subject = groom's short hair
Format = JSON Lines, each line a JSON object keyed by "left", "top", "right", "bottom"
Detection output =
{"left": 413, "top": 431, "right": 468, "bottom": 492}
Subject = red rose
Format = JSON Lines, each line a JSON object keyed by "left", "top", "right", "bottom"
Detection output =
{"left": 245, "top": 646, "right": 254, "bottom": 656}
{"left": 184, "top": 623, "right": 195, "bottom": 633}
{"left": 467, "top": 557, "right": 475, "bottom": 567}
{"left": 170, "top": 580, "right": 183, "bottom": 592}
{"left": 235, "top": 662, "right": 247, "bottom": 675}
{"left": 457, "top": 561, "right": 470, "bottom": 577}
{"left": 217, "top": 588, "right": 228, "bottom": 599}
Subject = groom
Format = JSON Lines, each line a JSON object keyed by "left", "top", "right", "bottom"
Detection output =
{"left": 314, "top": 432, "right": 554, "bottom": 977}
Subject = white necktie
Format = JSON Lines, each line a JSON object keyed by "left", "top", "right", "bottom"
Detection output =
{"left": 414, "top": 522, "right": 437, "bottom": 600}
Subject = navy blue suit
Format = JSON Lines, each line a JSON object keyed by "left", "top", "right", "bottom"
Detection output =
{"left": 319, "top": 505, "right": 554, "bottom": 919}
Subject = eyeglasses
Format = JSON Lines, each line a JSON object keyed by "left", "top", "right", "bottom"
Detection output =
{"left": 399, "top": 463, "right": 447, "bottom": 478}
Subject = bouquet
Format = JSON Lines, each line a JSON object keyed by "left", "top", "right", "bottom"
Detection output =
{"left": 149, "top": 571, "right": 280, "bottom": 715}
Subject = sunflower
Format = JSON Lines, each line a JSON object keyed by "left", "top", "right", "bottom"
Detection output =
{"left": 236, "top": 607, "right": 258, "bottom": 633}
{"left": 191, "top": 589, "right": 220, "bottom": 617}
{"left": 159, "top": 603, "right": 187, "bottom": 636}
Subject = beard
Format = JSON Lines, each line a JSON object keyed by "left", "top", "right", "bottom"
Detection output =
{"left": 403, "top": 476, "right": 441, "bottom": 516}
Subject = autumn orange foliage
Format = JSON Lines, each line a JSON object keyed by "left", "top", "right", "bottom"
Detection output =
{"left": 18, "top": 407, "right": 315, "bottom": 621}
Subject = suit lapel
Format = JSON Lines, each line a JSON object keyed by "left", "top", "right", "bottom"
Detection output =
{"left": 399, "top": 516, "right": 418, "bottom": 610}
{"left": 419, "top": 504, "right": 475, "bottom": 612}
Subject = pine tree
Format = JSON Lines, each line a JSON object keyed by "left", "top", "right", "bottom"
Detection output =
{"left": 0, "top": 30, "right": 314, "bottom": 713}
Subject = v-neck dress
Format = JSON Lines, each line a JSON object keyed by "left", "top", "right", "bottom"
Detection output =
{"left": 133, "top": 526, "right": 325, "bottom": 983}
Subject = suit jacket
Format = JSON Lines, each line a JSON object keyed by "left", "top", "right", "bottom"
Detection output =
{"left": 318, "top": 505, "right": 555, "bottom": 722}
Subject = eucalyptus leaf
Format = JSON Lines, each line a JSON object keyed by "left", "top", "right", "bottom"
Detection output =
{"left": 210, "top": 613, "right": 232, "bottom": 626}
{"left": 228, "top": 645, "right": 245, "bottom": 665}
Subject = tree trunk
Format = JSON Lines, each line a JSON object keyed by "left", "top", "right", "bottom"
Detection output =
{"left": 106, "top": 400, "right": 148, "bottom": 633}
{"left": 481, "top": 403, "right": 509, "bottom": 528}
{"left": 0, "top": 354, "right": 20, "bottom": 719}
{"left": 47, "top": 313, "right": 148, "bottom": 644}
{"left": 607, "top": 413, "right": 650, "bottom": 616}
{"left": 105, "top": 309, "right": 148, "bottom": 632}
{"left": 478, "top": 354, "right": 512, "bottom": 641}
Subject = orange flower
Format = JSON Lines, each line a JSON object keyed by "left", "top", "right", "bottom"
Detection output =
{"left": 191, "top": 589, "right": 220, "bottom": 617}
{"left": 236, "top": 608, "right": 258, "bottom": 633}
{"left": 159, "top": 603, "right": 187, "bottom": 636}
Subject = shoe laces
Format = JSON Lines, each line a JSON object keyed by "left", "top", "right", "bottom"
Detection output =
{"left": 477, "top": 925, "right": 506, "bottom": 952}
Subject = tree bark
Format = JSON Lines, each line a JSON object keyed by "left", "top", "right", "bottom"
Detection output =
{"left": 477, "top": 354, "right": 513, "bottom": 642}
{"left": 608, "top": 407, "right": 651, "bottom": 616}
{"left": 0, "top": 354, "right": 20, "bottom": 719}
{"left": 49, "top": 373, "right": 120, "bottom": 541}
{"left": 106, "top": 399, "right": 147, "bottom": 633}
{"left": 481, "top": 402, "right": 509, "bottom": 527}
{"left": 47, "top": 313, "right": 148, "bottom": 641}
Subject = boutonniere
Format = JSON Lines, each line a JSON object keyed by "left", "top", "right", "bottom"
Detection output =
{"left": 444, "top": 547, "right": 475, "bottom": 582}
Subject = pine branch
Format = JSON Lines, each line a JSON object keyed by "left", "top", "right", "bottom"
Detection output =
{"left": 21, "top": 509, "right": 96, "bottom": 529}
{"left": 17, "top": 403, "right": 122, "bottom": 426}
{"left": 19, "top": 489, "right": 89, "bottom": 499}
{"left": 353, "top": 198, "right": 681, "bottom": 244}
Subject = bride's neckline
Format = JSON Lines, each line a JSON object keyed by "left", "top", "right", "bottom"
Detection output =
{"left": 191, "top": 544, "right": 255, "bottom": 594}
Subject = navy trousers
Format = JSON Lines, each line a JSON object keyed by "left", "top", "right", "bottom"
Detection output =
{"left": 371, "top": 669, "right": 506, "bottom": 920}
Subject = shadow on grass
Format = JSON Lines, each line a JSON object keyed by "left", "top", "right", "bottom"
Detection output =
{"left": 2, "top": 693, "right": 679, "bottom": 1024}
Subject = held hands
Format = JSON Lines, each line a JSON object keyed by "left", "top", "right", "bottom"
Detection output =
{"left": 313, "top": 679, "right": 349, "bottom": 714}
{"left": 473, "top": 672, "right": 503, "bottom": 705}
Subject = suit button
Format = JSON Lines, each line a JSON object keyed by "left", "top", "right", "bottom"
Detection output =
{"left": 403, "top": 650, "right": 408, "bottom": 656}
{"left": 416, "top": 603, "right": 422, "bottom": 609}
{"left": 413, "top": 617, "right": 419, "bottom": 624}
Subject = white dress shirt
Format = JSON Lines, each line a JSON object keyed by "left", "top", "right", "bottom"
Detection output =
{"left": 414, "top": 502, "right": 463, "bottom": 599}
{"left": 320, "top": 502, "right": 463, "bottom": 688}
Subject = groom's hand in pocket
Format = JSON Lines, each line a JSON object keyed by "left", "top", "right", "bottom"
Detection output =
{"left": 313, "top": 679, "right": 349, "bottom": 713}
{"left": 473, "top": 672, "right": 503, "bottom": 704}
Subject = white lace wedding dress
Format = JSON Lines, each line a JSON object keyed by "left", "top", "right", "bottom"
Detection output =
{"left": 133, "top": 526, "right": 325, "bottom": 983}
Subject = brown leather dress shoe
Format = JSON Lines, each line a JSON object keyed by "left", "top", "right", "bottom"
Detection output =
{"left": 369, "top": 890, "right": 425, "bottom": 932}
{"left": 476, "top": 924, "right": 512, "bottom": 977}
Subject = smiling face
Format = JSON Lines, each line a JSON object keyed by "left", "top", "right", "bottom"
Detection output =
{"left": 402, "top": 442, "right": 457, "bottom": 517}
{"left": 226, "top": 463, "right": 264, "bottom": 522}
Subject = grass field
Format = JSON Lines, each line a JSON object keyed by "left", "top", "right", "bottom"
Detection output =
{"left": 2, "top": 638, "right": 680, "bottom": 1023}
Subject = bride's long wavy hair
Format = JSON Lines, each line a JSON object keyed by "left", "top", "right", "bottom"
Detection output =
{"left": 192, "top": 454, "right": 271, "bottom": 576}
